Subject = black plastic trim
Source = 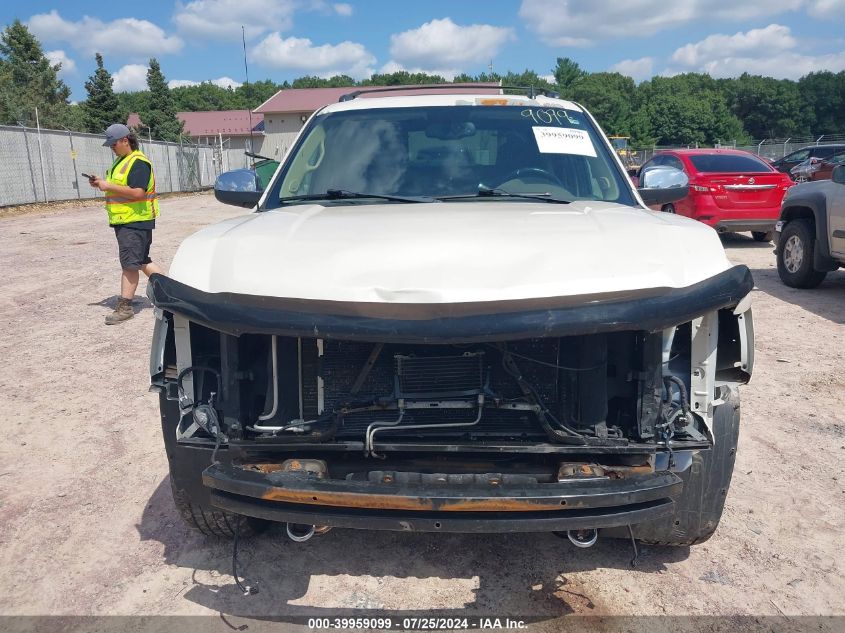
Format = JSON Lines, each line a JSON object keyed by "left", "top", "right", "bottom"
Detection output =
{"left": 148, "top": 265, "right": 753, "bottom": 343}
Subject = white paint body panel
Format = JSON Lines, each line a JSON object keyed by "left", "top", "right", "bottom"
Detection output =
{"left": 169, "top": 201, "right": 732, "bottom": 303}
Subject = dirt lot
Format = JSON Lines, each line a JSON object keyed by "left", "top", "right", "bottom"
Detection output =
{"left": 0, "top": 193, "right": 843, "bottom": 631}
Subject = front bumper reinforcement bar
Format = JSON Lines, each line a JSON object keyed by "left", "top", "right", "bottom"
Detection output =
{"left": 204, "top": 463, "right": 683, "bottom": 533}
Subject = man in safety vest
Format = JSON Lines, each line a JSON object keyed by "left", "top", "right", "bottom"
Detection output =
{"left": 89, "top": 123, "right": 163, "bottom": 324}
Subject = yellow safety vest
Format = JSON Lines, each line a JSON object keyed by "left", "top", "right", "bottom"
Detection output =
{"left": 105, "top": 150, "right": 159, "bottom": 225}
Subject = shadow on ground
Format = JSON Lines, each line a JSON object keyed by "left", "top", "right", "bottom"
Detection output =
{"left": 719, "top": 233, "right": 775, "bottom": 250}
{"left": 138, "top": 477, "right": 689, "bottom": 623}
{"left": 748, "top": 266, "right": 844, "bottom": 325}
{"left": 720, "top": 233, "right": 844, "bottom": 324}
{"left": 87, "top": 295, "right": 154, "bottom": 315}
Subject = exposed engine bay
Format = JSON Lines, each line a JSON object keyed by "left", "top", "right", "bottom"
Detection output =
{"left": 154, "top": 306, "right": 751, "bottom": 458}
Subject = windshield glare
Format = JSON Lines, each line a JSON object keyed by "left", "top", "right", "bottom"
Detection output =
{"left": 267, "top": 105, "right": 635, "bottom": 207}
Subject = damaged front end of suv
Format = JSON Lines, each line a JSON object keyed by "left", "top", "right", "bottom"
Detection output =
{"left": 149, "top": 89, "right": 754, "bottom": 548}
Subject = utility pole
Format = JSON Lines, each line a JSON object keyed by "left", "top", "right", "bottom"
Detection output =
{"left": 35, "top": 107, "right": 49, "bottom": 202}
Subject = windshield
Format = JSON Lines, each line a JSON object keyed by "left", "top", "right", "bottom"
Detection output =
{"left": 688, "top": 154, "right": 774, "bottom": 173}
{"left": 265, "top": 104, "right": 635, "bottom": 207}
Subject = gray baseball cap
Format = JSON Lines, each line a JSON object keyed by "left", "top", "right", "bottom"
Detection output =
{"left": 103, "top": 123, "right": 131, "bottom": 146}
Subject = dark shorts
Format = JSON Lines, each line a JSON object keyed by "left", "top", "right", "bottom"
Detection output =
{"left": 113, "top": 226, "right": 153, "bottom": 270}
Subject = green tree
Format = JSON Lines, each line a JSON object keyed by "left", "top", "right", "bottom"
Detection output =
{"left": 0, "top": 19, "right": 71, "bottom": 127}
{"left": 363, "top": 71, "right": 446, "bottom": 86}
{"left": 291, "top": 74, "right": 356, "bottom": 89}
{"left": 171, "top": 82, "right": 237, "bottom": 111}
{"left": 501, "top": 69, "right": 555, "bottom": 94}
{"left": 569, "top": 72, "right": 635, "bottom": 136}
{"left": 81, "top": 53, "right": 125, "bottom": 133}
{"left": 553, "top": 57, "right": 586, "bottom": 96}
{"left": 142, "top": 58, "right": 182, "bottom": 141}
{"left": 65, "top": 102, "right": 87, "bottom": 132}
{"left": 634, "top": 74, "right": 748, "bottom": 146}
{"left": 236, "top": 79, "right": 282, "bottom": 109}
{"left": 798, "top": 71, "right": 845, "bottom": 135}
{"left": 722, "top": 73, "right": 809, "bottom": 139}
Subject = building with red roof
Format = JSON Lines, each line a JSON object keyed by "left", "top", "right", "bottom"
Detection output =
{"left": 127, "top": 84, "right": 502, "bottom": 159}
{"left": 254, "top": 83, "right": 501, "bottom": 159}
{"left": 127, "top": 110, "right": 264, "bottom": 152}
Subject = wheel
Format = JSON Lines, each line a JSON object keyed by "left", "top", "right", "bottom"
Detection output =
{"left": 777, "top": 219, "right": 827, "bottom": 288}
{"left": 751, "top": 231, "right": 773, "bottom": 242}
{"left": 633, "top": 387, "right": 741, "bottom": 546}
{"left": 170, "top": 476, "right": 267, "bottom": 538}
{"left": 661, "top": 204, "right": 676, "bottom": 214}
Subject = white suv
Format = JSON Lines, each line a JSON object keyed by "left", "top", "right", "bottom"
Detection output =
{"left": 149, "top": 87, "right": 754, "bottom": 550}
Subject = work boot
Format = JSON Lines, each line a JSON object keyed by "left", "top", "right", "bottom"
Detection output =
{"left": 105, "top": 297, "right": 134, "bottom": 325}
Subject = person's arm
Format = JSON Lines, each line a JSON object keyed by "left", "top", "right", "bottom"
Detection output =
{"left": 90, "top": 176, "right": 147, "bottom": 200}
{"left": 90, "top": 161, "right": 151, "bottom": 200}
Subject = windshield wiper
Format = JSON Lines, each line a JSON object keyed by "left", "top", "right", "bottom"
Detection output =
{"left": 437, "top": 186, "right": 571, "bottom": 204}
{"left": 278, "top": 189, "right": 436, "bottom": 204}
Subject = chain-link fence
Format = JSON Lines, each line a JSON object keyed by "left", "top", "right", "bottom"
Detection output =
{"left": 734, "top": 135, "right": 845, "bottom": 161}
{"left": 0, "top": 125, "right": 224, "bottom": 207}
{"left": 630, "top": 134, "right": 845, "bottom": 166}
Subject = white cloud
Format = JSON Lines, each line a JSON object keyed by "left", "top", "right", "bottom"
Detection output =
{"left": 667, "top": 24, "right": 845, "bottom": 79}
{"left": 173, "top": 0, "right": 299, "bottom": 39}
{"left": 387, "top": 18, "right": 513, "bottom": 76}
{"left": 251, "top": 33, "right": 375, "bottom": 78}
{"left": 28, "top": 10, "right": 182, "bottom": 57}
{"left": 211, "top": 76, "right": 242, "bottom": 89}
{"left": 168, "top": 79, "right": 200, "bottom": 89}
{"left": 169, "top": 76, "right": 243, "bottom": 89}
{"left": 807, "top": 0, "right": 845, "bottom": 17}
{"left": 610, "top": 57, "right": 654, "bottom": 82}
{"left": 671, "top": 24, "right": 795, "bottom": 67}
{"left": 333, "top": 3, "right": 353, "bottom": 16}
{"left": 45, "top": 49, "right": 76, "bottom": 76}
{"left": 539, "top": 73, "right": 556, "bottom": 83}
{"left": 113, "top": 64, "right": 149, "bottom": 92}
{"left": 518, "top": 0, "right": 797, "bottom": 46}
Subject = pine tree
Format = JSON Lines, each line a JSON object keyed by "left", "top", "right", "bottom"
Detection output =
{"left": 82, "top": 53, "right": 125, "bottom": 133}
{"left": 553, "top": 58, "right": 586, "bottom": 97}
{"left": 142, "top": 58, "right": 182, "bottom": 141}
{"left": 0, "top": 19, "right": 71, "bottom": 128}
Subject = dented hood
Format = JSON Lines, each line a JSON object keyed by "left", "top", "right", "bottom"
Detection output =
{"left": 168, "top": 201, "right": 733, "bottom": 303}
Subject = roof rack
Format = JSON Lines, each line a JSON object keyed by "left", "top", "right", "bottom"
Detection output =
{"left": 338, "top": 84, "right": 560, "bottom": 102}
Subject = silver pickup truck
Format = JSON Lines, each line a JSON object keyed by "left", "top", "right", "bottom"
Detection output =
{"left": 776, "top": 165, "right": 845, "bottom": 287}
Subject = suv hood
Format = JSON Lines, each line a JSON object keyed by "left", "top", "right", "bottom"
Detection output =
{"left": 168, "top": 201, "right": 732, "bottom": 303}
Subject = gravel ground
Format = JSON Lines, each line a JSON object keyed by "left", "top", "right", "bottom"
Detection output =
{"left": 0, "top": 194, "right": 842, "bottom": 631}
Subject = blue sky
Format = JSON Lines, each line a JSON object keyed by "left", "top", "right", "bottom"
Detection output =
{"left": 3, "top": 0, "right": 845, "bottom": 100}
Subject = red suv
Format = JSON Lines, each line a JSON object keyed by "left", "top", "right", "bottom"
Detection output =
{"left": 639, "top": 149, "right": 794, "bottom": 241}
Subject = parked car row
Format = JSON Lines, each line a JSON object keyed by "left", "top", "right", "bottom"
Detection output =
{"left": 789, "top": 151, "right": 845, "bottom": 182}
{"left": 635, "top": 149, "right": 793, "bottom": 241}
{"left": 635, "top": 146, "right": 843, "bottom": 289}
{"left": 770, "top": 143, "right": 845, "bottom": 178}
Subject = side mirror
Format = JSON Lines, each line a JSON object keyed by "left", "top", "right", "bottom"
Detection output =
{"left": 214, "top": 169, "right": 263, "bottom": 208}
{"left": 833, "top": 165, "right": 845, "bottom": 185}
{"left": 637, "top": 166, "right": 690, "bottom": 206}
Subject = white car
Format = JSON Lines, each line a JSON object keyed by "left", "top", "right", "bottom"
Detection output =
{"left": 149, "top": 88, "right": 754, "bottom": 551}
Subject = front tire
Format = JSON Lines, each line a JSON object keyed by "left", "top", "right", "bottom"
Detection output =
{"left": 661, "top": 203, "right": 676, "bottom": 214}
{"left": 751, "top": 231, "right": 774, "bottom": 243}
{"left": 777, "top": 219, "right": 827, "bottom": 288}
{"left": 170, "top": 476, "right": 267, "bottom": 538}
{"left": 633, "top": 387, "right": 741, "bottom": 546}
